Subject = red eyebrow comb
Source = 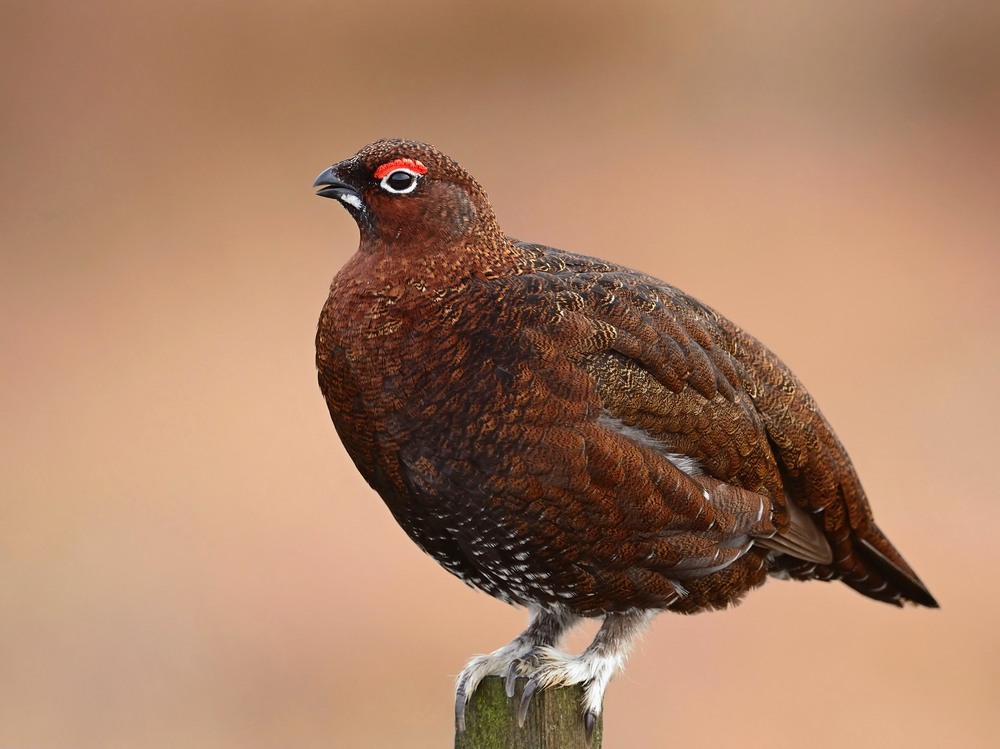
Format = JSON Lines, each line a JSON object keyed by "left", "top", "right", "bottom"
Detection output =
{"left": 374, "top": 158, "right": 428, "bottom": 180}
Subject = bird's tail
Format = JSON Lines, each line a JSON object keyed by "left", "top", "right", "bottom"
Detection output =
{"left": 847, "top": 524, "right": 938, "bottom": 607}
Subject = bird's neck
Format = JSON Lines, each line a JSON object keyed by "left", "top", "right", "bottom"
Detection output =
{"left": 346, "top": 231, "right": 527, "bottom": 292}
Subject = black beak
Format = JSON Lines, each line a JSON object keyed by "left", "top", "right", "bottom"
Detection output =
{"left": 313, "top": 166, "right": 362, "bottom": 204}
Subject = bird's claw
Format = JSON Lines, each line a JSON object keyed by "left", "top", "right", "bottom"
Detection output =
{"left": 455, "top": 646, "right": 541, "bottom": 733}
{"left": 504, "top": 660, "right": 520, "bottom": 698}
{"left": 454, "top": 683, "right": 471, "bottom": 734}
{"left": 517, "top": 676, "right": 540, "bottom": 727}
{"left": 461, "top": 653, "right": 604, "bottom": 742}
{"left": 584, "top": 709, "right": 598, "bottom": 747}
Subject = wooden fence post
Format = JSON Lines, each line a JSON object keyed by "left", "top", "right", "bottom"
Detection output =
{"left": 455, "top": 675, "right": 603, "bottom": 749}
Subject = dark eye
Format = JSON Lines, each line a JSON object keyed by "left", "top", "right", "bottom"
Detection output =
{"left": 380, "top": 169, "right": 419, "bottom": 194}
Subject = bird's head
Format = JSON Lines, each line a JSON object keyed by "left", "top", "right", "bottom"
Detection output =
{"left": 314, "top": 139, "right": 500, "bottom": 250}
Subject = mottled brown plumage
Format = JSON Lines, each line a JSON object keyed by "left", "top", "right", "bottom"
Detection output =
{"left": 313, "top": 139, "right": 936, "bottom": 735}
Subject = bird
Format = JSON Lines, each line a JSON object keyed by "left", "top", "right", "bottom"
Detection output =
{"left": 312, "top": 138, "right": 937, "bottom": 739}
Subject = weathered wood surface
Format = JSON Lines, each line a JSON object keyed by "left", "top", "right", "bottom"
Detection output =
{"left": 455, "top": 675, "right": 603, "bottom": 749}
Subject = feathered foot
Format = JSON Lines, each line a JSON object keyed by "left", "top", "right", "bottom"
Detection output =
{"left": 517, "top": 610, "right": 655, "bottom": 745}
{"left": 454, "top": 606, "right": 577, "bottom": 733}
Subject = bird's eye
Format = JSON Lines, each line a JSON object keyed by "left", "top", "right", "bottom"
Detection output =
{"left": 380, "top": 169, "right": 419, "bottom": 194}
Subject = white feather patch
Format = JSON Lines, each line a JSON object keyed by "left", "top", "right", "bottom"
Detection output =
{"left": 338, "top": 193, "right": 363, "bottom": 211}
{"left": 596, "top": 412, "right": 701, "bottom": 476}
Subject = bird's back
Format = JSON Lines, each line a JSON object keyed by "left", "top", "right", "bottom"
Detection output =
{"left": 516, "top": 242, "right": 935, "bottom": 607}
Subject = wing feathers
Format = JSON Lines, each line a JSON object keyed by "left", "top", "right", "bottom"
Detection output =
{"left": 755, "top": 492, "right": 834, "bottom": 565}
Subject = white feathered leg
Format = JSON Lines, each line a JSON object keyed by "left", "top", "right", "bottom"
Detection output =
{"left": 519, "top": 609, "right": 656, "bottom": 741}
{"left": 454, "top": 606, "right": 578, "bottom": 732}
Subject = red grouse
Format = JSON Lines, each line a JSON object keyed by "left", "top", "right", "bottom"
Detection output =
{"left": 313, "top": 139, "right": 936, "bottom": 735}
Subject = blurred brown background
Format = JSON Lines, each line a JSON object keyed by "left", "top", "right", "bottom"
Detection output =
{"left": 2, "top": 1, "right": 998, "bottom": 747}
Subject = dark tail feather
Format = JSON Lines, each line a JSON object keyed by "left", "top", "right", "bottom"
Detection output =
{"left": 850, "top": 531, "right": 938, "bottom": 608}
